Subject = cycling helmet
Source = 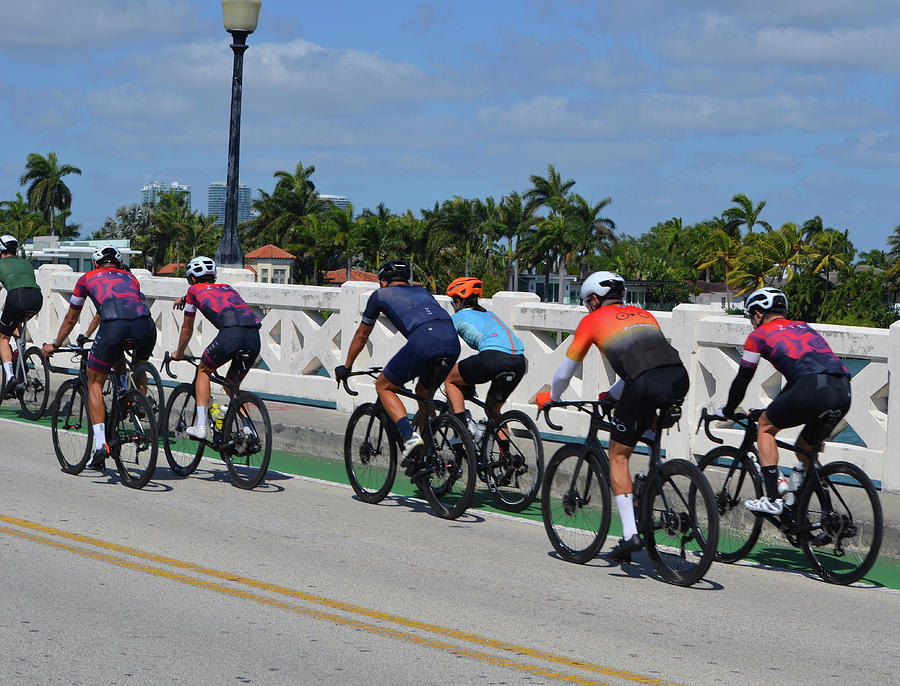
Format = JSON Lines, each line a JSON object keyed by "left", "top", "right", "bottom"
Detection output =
{"left": 446, "top": 277, "right": 483, "bottom": 300}
{"left": 744, "top": 287, "right": 787, "bottom": 316}
{"left": 186, "top": 256, "right": 217, "bottom": 279}
{"left": 92, "top": 244, "right": 122, "bottom": 266}
{"left": 378, "top": 259, "right": 411, "bottom": 283}
{"left": 580, "top": 271, "right": 625, "bottom": 303}
{"left": 0, "top": 234, "right": 18, "bottom": 254}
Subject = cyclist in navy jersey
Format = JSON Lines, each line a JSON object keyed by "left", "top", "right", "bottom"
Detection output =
{"left": 714, "top": 287, "right": 851, "bottom": 514}
{"left": 171, "top": 256, "right": 261, "bottom": 440}
{"left": 335, "top": 260, "right": 460, "bottom": 466}
{"left": 42, "top": 245, "right": 156, "bottom": 471}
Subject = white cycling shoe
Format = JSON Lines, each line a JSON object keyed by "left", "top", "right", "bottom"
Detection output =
{"left": 186, "top": 425, "right": 209, "bottom": 441}
{"left": 744, "top": 496, "right": 784, "bottom": 515}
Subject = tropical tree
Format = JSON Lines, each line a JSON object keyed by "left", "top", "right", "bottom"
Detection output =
{"left": 565, "top": 194, "right": 616, "bottom": 279}
{"left": 326, "top": 203, "right": 360, "bottom": 282}
{"left": 248, "top": 161, "right": 326, "bottom": 248}
{"left": 496, "top": 192, "right": 535, "bottom": 290}
{"left": 524, "top": 163, "right": 576, "bottom": 219}
{"left": 18, "top": 152, "right": 82, "bottom": 237}
{"left": 697, "top": 228, "right": 741, "bottom": 307}
{"left": 722, "top": 193, "right": 772, "bottom": 236}
{"left": 357, "top": 202, "right": 402, "bottom": 272}
{"left": 0, "top": 193, "right": 46, "bottom": 246}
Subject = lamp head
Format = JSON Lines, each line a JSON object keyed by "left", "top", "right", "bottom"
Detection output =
{"left": 222, "top": 0, "right": 261, "bottom": 34}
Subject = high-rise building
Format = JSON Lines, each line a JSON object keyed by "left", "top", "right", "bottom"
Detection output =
{"left": 141, "top": 181, "right": 191, "bottom": 209}
{"left": 208, "top": 182, "right": 251, "bottom": 226}
{"left": 319, "top": 194, "right": 350, "bottom": 210}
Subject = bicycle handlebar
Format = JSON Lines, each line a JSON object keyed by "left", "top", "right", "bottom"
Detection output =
{"left": 162, "top": 351, "right": 202, "bottom": 379}
{"left": 697, "top": 407, "right": 761, "bottom": 444}
{"left": 337, "top": 367, "right": 384, "bottom": 397}
{"left": 539, "top": 399, "right": 613, "bottom": 433}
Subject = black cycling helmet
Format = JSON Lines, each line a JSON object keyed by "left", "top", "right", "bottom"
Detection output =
{"left": 378, "top": 259, "right": 411, "bottom": 284}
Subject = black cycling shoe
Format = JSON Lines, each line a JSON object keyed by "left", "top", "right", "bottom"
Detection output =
{"left": 607, "top": 534, "right": 642, "bottom": 563}
{"left": 3, "top": 378, "right": 18, "bottom": 399}
{"left": 85, "top": 446, "right": 109, "bottom": 473}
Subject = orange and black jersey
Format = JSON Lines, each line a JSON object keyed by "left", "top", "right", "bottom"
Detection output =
{"left": 566, "top": 304, "right": 681, "bottom": 380}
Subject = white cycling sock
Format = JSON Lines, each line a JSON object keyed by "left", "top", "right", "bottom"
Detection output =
{"left": 93, "top": 423, "right": 106, "bottom": 450}
{"left": 615, "top": 494, "right": 638, "bottom": 539}
{"left": 195, "top": 406, "right": 208, "bottom": 428}
{"left": 2, "top": 361, "right": 12, "bottom": 379}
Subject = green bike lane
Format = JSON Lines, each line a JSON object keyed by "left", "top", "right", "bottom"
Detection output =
{"left": 6, "top": 401, "right": 900, "bottom": 591}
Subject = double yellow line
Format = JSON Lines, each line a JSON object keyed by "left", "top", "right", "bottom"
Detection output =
{"left": 0, "top": 514, "right": 679, "bottom": 686}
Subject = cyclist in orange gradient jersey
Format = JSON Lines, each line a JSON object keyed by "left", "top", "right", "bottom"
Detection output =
{"left": 536, "top": 271, "right": 688, "bottom": 561}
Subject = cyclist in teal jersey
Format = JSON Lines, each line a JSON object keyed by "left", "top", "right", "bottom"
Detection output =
{"left": 0, "top": 235, "right": 42, "bottom": 398}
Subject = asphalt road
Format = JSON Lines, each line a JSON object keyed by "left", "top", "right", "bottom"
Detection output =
{"left": 1, "top": 417, "right": 898, "bottom": 686}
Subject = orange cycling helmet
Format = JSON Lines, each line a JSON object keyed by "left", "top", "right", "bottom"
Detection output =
{"left": 446, "top": 277, "right": 483, "bottom": 300}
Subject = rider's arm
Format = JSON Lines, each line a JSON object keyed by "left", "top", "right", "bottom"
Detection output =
{"left": 51, "top": 308, "right": 80, "bottom": 349}
{"left": 344, "top": 322, "right": 374, "bottom": 369}
{"left": 174, "top": 314, "right": 194, "bottom": 358}
{"left": 550, "top": 358, "right": 579, "bottom": 401}
{"left": 723, "top": 365, "right": 755, "bottom": 417}
{"left": 84, "top": 313, "right": 101, "bottom": 338}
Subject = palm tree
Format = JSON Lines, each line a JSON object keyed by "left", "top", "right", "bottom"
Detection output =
{"left": 248, "top": 161, "right": 326, "bottom": 248}
{"left": 148, "top": 189, "right": 193, "bottom": 270}
{"left": 358, "top": 202, "right": 403, "bottom": 271}
{"left": 327, "top": 203, "right": 360, "bottom": 282}
{"left": 809, "top": 229, "right": 854, "bottom": 320}
{"left": 524, "top": 163, "right": 576, "bottom": 219}
{"left": 0, "top": 193, "right": 46, "bottom": 246}
{"left": 565, "top": 194, "right": 616, "bottom": 279}
{"left": 18, "top": 152, "right": 82, "bottom": 237}
{"left": 697, "top": 228, "right": 741, "bottom": 307}
{"left": 722, "top": 193, "right": 772, "bottom": 236}
{"left": 497, "top": 192, "right": 535, "bottom": 290}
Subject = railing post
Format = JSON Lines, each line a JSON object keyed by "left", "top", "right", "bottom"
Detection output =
{"left": 884, "top": 319, "right": 900, "bottom": 490}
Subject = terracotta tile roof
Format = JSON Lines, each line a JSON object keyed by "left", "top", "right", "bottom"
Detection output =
{"left": 323, "top": 269, "right": 378, "bottom": 284}
{"left": 156, "top": 262, "right": 186, "bottom": 275}
{"left": 245, "top": 244, "right": 296, "bottom": 259}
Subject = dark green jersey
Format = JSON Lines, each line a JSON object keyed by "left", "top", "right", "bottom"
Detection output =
{"left": 0, "top": 256, "right": 39, "bottom": 291}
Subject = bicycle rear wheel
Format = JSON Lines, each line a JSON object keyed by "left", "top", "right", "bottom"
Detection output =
{"left": 131, "top": 361, "right": 165, "bottom": 427}
{"left": 697, "top": 446, "right": 763, "bottom": 562}
{"left": 641, "top": 459, "right": 718, "bottom": 586}
{"left": 344, "top": 402, "right": 398, "bottom": 503}
{"left": 221, "top": 392, "right": 271, "bottom": 489}
{"left": 482, "top": 409, "right": 544, "bottom": 512}
{"left": 162, "top": 384, "right": 205, "bottom": 476}
{"left": 18, "top": 346, "right": 50, "bottom": 420}
{"left": 418, "top": 413, "right": 476, "bottom": 519}
{"left": 541, "top": 444, "right": 611, "bottom": 564}
{"left": 110, "top": 389, "right": 158, "bottom": 489}
{"left": 797, "top": 461, "right": 883, "bottom": 585}
{"left": 51, "top": 379, "right": 92, "bottom": 474}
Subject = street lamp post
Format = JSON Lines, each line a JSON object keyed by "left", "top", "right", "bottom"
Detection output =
{"left": 215, "top": 0, "right": 261, "bottom": 269}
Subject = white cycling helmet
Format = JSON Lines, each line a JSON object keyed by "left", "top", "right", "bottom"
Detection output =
{"left": 186, "top": 256, "right": 217, "bottom": 279}
{"left": 0, "top": 234, "right": 18, "bottom": 253}
{"left": 580, "top": 271, "right": 626, "bottom": 303}
{"left": 744, "top": 287, "right": 787, "bottom": 316}
{"left": 92, "top": 244, "right": 122, "bottom": 265}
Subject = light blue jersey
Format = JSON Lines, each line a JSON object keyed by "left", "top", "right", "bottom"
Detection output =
{"left": 451, "top": 308, "right": 523, "bottom": 354}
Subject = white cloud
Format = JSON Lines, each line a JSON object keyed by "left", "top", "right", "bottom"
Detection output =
{"left": 818, "top": 132, "right": 900, "bottom": 168}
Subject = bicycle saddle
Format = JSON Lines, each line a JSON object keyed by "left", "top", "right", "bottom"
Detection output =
{"left": 657, "top": 401, "right": 683, "bottom": 428}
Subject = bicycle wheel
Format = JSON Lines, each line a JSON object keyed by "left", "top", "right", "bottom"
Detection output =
{"left": 51, "top": 379, "right": 92, "bottom": 474}
{"left": 541, "top": 444, "right": 611, "bottom": 564}
{"left": 640, "top": 458, "right": 718, "bottom": 586}
{"left": 696, "top": 446, "right": 763, "bottom": 563}
{"left": 221, "top": 392, "right": 271, "bottom": 489}
{"left": 344, "top": 402, "right": 398, "bottom": 503}
{"left": 796, "top": 461, "right": 883, "bottom": 585}
{"left": 481, "top": 409, "right": 544, "bottom": 512}
{"left": 109, "top": 389, "right": 158, "bottom": 489}
{"left": 161, "top": 384, "right": 204, "bottom": 476}
{"left": 418, "top": 413, "right": 477, "bottom": 519}
{"left": 18, "top": 346, "right": 50, "bottom": 420}
{"left": 131, "top": 361, "right": 165, "bottom": 427}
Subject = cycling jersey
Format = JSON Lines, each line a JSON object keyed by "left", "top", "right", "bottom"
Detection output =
{"left": 739, "top": 319, "right": 849, "bottom": 382}
{"left": 566, "top": 304, "right": 681, "bottom": 380}
{"left": 184, "top": 282, "right": 261, "bottom": 329}
{"left": 451, "top": 308, "right": 523, "bottom": 354}
{"left": 0, "top": 256, "right": 38, "bottom": 291}
{"left": 70, "top": 267, "right": 150, "bottom": 321}
{"left": 361, "top": 284, "right": 451, "bottom": 337}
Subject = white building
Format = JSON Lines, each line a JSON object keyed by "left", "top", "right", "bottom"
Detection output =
{"left": 23, "top": 236, "right": 138, "bottom": 272}
{"left": 319, "top": 194, "right": 350, "bottom": 210}
{"left": 141, "top": 181, "right": 192, "bottom": 210}
{"left": 208, "top": 181, "right": 252, "bottom": 226}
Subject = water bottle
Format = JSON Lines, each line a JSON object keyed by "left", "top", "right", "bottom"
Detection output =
{"left": 777, "top": 476, "right": 793, "bottom": 507}
{"left": 473, "top": 419, "right": 487, "bottom": 447}
{"left": 464, "top": 410, "right": 477, "bottom": 439}
{"left": 219, "top": 404, "right": 229, "bottom": 431}
{"left": 632, "top": 473, "right": 646, "bottom": 503}
{"left": 209, "top": 403, "right": 224, "bottom": 431}
{"left": 789, "top": 465, "right": 806, "bottom": 492}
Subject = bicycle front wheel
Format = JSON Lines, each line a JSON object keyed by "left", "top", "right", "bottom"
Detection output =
{"left": 541, "top": 444, "right": 611, "bottom": 564}
{"left": 697, "top": 446, "right": 763, "bottom": 563}
{"left": 221, "top": 392, "right": 271, "bottom": 490}
{"left": 418, "top": 414, "right": 477, "bottom": 519}
{"left": 344, "top": 402, "right": 398, "bottom": 503}
{"left": 51, "top": 379, "right": 92, "bottom": 474}
{"left": 110, "top": 389, "right": 158, "bottom": 489}
{"left": 797, "top": 461, "right": 883, "bottom": 585}
{"left": 162, "top": 384, "right": 204, "bottom": 476}
{"left": 482, "top": 409, "right": 544, "bottom": 512}
{"left": 18, "top": 346, "right": 50, "bottom": 420}
{"left": 131, "top": 361, "right": 165, "bottom": 427}
{"left": 640, "top": 459, "right": 718, "bottom": 586}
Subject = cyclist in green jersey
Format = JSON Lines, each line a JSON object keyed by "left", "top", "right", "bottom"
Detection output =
{"left": 0, "top": 235, "right": 42, "bottom": 397}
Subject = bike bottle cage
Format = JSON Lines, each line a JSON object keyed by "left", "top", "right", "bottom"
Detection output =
{"left": 657, "top": 402, "right": 683, "bottom": 429}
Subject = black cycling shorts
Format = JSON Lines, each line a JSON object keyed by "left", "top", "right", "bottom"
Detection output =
{"left": 383, "top": 320, "right": 460, "bottom": 392}
{"left": 610, "top": 364, "right": 689, "bottom": 448}
{"left": 766, "top": 372, "right": 851, "bottom": 445}
{"left": 0, "top": 288, "right": 42, "bottom": 336}
{"left": 202, "top": 326, "right": 261, "bottom": 386}
{"left": 88, "top": 317, "right": 156, "bottom": 374}
{"left": 458, "top": 350, "right": 527, "bottom": 403}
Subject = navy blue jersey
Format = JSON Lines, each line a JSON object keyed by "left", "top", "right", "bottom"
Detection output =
{"left": 361, "top": 284, "right": 451, "bottom": 338}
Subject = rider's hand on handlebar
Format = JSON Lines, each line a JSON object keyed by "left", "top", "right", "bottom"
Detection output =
{"left": 598, "top": 390, "right": 616, "bottom": 414}
{"left": 710, "top": 406, "right": 730, "bottom": 421}
{"left": 535, "top": 390, "right": 553, "bottom": 410}
{"left": 170, "top": 350, "right": 184, "bottom": 361}
{"left": 41, "top": 343, "right": 56, "bottom": 358}
{"left": 334, "top": 364, "right": 351, "bottom": 383}
{"left": 173, "top": 297, "right": 186, "bottom": 311}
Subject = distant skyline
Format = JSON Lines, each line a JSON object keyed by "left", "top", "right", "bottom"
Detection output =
{"left": 2, "top": 1, "right": 900, "bottom": 252}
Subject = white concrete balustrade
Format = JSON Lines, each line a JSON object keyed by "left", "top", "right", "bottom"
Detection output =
{"left": 10, "top": 264, "right": 899, "bottom": 490}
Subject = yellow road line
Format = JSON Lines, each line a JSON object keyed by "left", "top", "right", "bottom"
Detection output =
{"left": 0, "top": 514, "right": 680, "bottom": 686}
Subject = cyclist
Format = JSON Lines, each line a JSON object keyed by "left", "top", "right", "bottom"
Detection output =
{"left": 443, "top": 276, "right": 526, "bottom": 443}
{"left": 170, "top": 256, "right": 261, "bottom": 440}
{"left": 536, "top": 271, "right": 688, "bottom": 560}
{"left": 334, "top": 259, "right": 460, "bottom": 471}
{"left": 713, "top": 287, "right": 851, "bottom": 515}
{"left": 0, "top": 235, "right": 42, "bottom": 398}
{"left": 42, "top": 245, "right": 156, "bottom": 471}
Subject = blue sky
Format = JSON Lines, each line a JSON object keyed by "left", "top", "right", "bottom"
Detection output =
{"left": 2, "top": 0, "right": 899, "bottom": 252}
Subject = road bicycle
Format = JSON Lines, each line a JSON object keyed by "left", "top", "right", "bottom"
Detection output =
{"left": 161, "top": 352, "right": 272, "bottom": 490}
{"left": 0, "top": 312, "right": 50, "bottom": 420}
{"left": 50, "top": 337, "right": 158, "bottom": 488}
{"left": 340, "top": 366, "right": 477, "bottom": 520}
{"left": 697, "top": 408, "right": 883, "bottom": 585}
{"left": 539, "top": 399, "right": 719, "bottom": 586}
{"left": 102, "top": 356, "right": 165, "bottom": 429}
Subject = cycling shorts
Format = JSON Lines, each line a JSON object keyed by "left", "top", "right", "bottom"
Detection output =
{"left": 201, "top": 326, "right": 261, "bottom": 386}
{"left": 610, "top": 364, "right": 689, "bottom": 447}
{"left": 0, "top": 288, "right": 42, "bottom": 336}
{"left": 766, "top": 372, "right": 851, "bottom": 445}
{"left": 458, "top": 350, "right": 527, "bottom": 403}
{"left": 383, "top": 320, "right": 461, "bottom": 392}
{"left": 88, "top": 317, "right": 156, "bottom": 374}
